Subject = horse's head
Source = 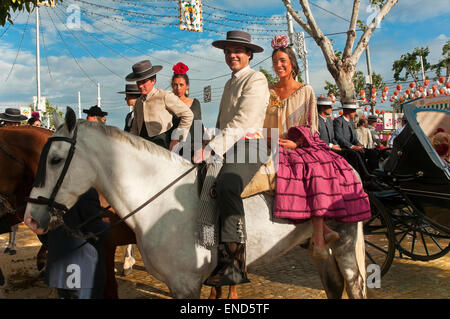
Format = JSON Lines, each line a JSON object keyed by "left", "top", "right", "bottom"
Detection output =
{"left": 24, "top": 107, "right": 95, "bottom": 234}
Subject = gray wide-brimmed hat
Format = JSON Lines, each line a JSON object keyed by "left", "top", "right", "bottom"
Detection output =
{"left": 368, "top": 115, "right": 378, "bottom": 122}
{"left": 212, "top": 30, "right": 264, "bottom": 53}
{"left": 117, "top": 84, "right": 141, "bottom": 95}
{"left": 125, "top": 60, "right": 163, "bottom": 82}
{"left": 341, "top": 99, "right": 361, "bottom": 110}
{"left": 83, "top": 105, "right": 108, "bottom": 117}
{"left": 317, "top": 96, "right": 333, "bottom": 107}
{"left": 0, "top": 108, "right": 27, "bottom": 122}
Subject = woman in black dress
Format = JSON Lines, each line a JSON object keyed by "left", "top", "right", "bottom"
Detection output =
{"left": 171, "top": 62, "right": 204, "bottom": 159}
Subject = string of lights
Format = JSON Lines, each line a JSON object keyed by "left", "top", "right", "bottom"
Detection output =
{"left": 5, "top": 12, "right": 31, "bottom": 83}
{"left": 45, "top": 7, "right": 98, "bottom": 85}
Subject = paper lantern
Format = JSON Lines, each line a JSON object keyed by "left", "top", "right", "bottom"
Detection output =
{"left": 424, "top": 79, "right": 430, "bottom": 86}
{"left": 400, "top": 97, "right": 404, "bottom": 102}
{"left": 371, "top": 88, "right": 377, "bottom": 94}
{"left": 381, "top": 110, "right": 385, "bottom": 114}
{"left": 432, "top": 85, "right": 437, "bottom": 91}
{"left": 409, "top": 82, "right": 415, "bottom": 88}
{"left": 438, "top": 77, "right": 445, "bottom": 84}
{"left": 383, "top": 86, "right": 389, "bottom": 92}
{"left": 433, "top": 92, "right": 438, "bottom": 97}
{"left": 419, "top": 87, "right": 424, "bottom": 92}
{"left": 360, "top": 89, "right": 365, "bottom": 96}
{"left": 394, "top": 90, "right": 399, "bottom": 96}
{"left": 396, "top": 84, "right": 402, "bottom": 91}
{"left": 405, "top": 89, "right": 411, "bottom": 95}
{"left": 446, "top": 83, "right": 450, "bottom": 89}
{"left": 375, "top": 109, "right": 380, "bottom": 114}
{"left": 365, "top": 106, "right": 369, "bottom": 111}
{"left": 439, "top": 88, "right": 445, "bottom": 95}
{"left": 339, "top": 111, "right": 343, "bottom": 115}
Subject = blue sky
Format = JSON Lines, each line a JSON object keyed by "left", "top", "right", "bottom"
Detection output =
{"left": 0, "top": 0, "right": 448, "bottom": 128}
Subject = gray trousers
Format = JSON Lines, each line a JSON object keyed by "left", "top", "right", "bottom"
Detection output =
{"left": 215, "top": 139, "right": 268, "bottom": 243}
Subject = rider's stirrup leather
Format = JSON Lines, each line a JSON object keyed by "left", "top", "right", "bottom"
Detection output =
{"left": 204, "top": 242, "right": 250, "bottom": 287}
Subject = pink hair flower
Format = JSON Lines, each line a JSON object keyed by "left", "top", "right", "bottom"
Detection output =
{"left": 271, "top": 35, "right": 290, "bottom": 50}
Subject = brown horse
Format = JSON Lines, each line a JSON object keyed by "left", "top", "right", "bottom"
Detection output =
{"left": 0, "top": 126, "right": 136, "bottom": 298}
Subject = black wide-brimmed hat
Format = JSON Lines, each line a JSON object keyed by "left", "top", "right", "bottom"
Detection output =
{"left": 0, "top": 108, "right": 27, "bottom": 122}
{"left": 117, "top": 84, "right": 141, "bottom": 95}
{"left": 317, "top": 96, "right": 333, "bottom": 107}
{"left": 125, "top": 60, "right": 163, "bottom": 82}
{"left": 212, "top": 30, "right": 264, "bottom": 53}
{"left": 83, "top": 105, "right": 108, "bottom": 117}
{"left": 368, "top": 115, "right": 378, "bottom": 121}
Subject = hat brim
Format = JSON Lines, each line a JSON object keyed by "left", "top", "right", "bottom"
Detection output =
{"left": 212, "top": 40, "right": 264, "bottom": 53}
{"left": 117, "top": 91, "right": 141, "bottom": 95}
{"left": 125, "top": 66, "right": 163, "bottom": 82}
{"left": 0, "top": 114, "right": 27, "bottom": 122}
{"left": 83, "top": 109, "right": 108, "bottom": 116}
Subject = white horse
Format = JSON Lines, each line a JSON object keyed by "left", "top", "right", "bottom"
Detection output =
{"left": 24, "top": 108, "right": 367, "bottom": 299}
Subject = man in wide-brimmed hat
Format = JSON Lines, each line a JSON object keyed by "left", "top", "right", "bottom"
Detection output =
{"left": 196, "top": 31, "right": 270, "bottom": 287}
{"left": 317, "top": 96, "right": 341, "bottom": 151}
{"left": 0, "top": 108, "right": 27, "bottom": 126}
{"left": 126, "top": 60, "right": 193, "bottom": 150}
{"left": 118, "top": 84, "right": 141, "bottom": 132}
{"left": 333, "top": 99, "right": 364, "bottom": 152}
{"left": 83, "top": 105, "right": 108, "bottom": 124}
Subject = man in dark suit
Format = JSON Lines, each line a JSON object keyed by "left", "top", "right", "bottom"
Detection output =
{"left": 117, "top": 84, "right": 141, "bottom": 132}
{"left": 317, "top": 96, "right": 341, "bottom": 151}
{"left": 331, "top": 99, "right": 376, "bottom": 182}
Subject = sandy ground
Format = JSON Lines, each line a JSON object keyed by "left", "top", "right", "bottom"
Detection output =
{"left": 0, "top": 223, "right": 449, "bottom": 299}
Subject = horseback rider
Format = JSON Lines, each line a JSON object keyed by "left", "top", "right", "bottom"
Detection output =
{"left": 193, "top": 31, "right": 270, "bottom": 287}
{"left": 126, "top": 60, "right": 193, "bottom": 151}
{"left": 0, "top": 108, "right": 26, "bottom": 127}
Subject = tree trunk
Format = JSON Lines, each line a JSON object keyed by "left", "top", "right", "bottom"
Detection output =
{"left": 326, "top": 60, "right": 357, "bottom": 104}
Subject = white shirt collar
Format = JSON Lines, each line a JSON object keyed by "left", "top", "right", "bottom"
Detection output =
{"left": 319, "top": 114, "right": 328, "bottom": 121}
{"left": 343, "top": 116, "right": 350, "bottom": 122}
{"left": 232, "top": 65, "right": 250, "bottom": 79}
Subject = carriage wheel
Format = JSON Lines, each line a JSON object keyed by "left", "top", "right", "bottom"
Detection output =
{"left": 391, "top": 204, "right": 450, "bottom": 261}
{"left": 364, "top": 194, "right": 396, "bottom": 277}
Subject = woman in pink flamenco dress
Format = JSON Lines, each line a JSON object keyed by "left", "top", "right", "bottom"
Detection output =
{"left": 264, "top": 35, "right": 371, "bottom": 259}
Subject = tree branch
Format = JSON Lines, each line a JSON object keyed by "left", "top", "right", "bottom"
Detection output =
{"left": 298, "top": 0, "right": 337, "bottom": 68}
{"left": 343, "top": 0, "right": 360, "bottom": 59}
{"left": 281, "top": 0, "right": 313, "bottom": 36}
{"left": 352, "top": 0, "right": 398, "bottom": 64}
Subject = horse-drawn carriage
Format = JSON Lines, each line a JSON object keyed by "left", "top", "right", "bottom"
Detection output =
{"left": 363, "top": 101, "right": 450, "bottom": 276}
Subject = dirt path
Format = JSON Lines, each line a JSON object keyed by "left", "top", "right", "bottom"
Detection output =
{"left": 1, "top": 224, "right": 449, "bottom": 299}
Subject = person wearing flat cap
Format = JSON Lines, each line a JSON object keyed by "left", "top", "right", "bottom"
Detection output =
{"left": 198, "top": 31, "right": 270, "bottom": 287}
{"left": 83, "top": 105, "right": 108, "bottom": 124}
{"left": 0, "top": 108, "right": 27, "bottom": 126}
{"left": 126, "top": 60, "right": 193, "bottom": 150}
{"left": 117, "top": 84, "right": 141, "bottom": 132}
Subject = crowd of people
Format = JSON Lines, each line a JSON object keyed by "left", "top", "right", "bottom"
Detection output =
{"left": 1, "top": 29, "right": 446, "bottom": 299}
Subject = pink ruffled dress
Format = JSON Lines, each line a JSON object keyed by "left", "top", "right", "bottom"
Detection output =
{"left": 274, "top": 125, "right": 371, "bottom": 223}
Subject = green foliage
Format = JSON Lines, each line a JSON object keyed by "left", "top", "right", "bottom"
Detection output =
{"left": 392, "top": 47, "right": 431, "bottom": 83}
{"left": 324, "top": 71, "right": 385, "bottom": 96}
{"left": 259, "top": 67, "right": 278, "bottom": 87}
{"left": 353, "top": 70, "right": 385, "bottom": 92}
{"left": 431, "top": 40, "right": 450, "bottom": 77}
{"left": 0, "top": 1, "right": 62, "bottom": 26}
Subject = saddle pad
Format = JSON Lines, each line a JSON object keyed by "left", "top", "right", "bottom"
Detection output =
{"left": 241, "top": 159, "right": 276, "bottom": 198}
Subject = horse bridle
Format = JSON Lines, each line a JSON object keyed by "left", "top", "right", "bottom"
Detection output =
{"left": 26, "top": 126, "right": 79, "bottom": 218}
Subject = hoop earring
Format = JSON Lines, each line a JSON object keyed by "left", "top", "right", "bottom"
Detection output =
{"left": 185, "top": 89, "right": 189, "bottom": 97}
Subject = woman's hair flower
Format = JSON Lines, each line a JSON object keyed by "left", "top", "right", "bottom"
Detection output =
{"left": 172, "top": 62, "right": 189, "bottom": 75}
{"left": 271, "top": 35, "right": 290, "bottom": 50}
{"left": 31, "top": 111, "right": 40, "bottom": 120}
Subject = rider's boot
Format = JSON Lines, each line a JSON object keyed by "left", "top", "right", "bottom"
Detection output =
{"left": 204, "top": 242, "right": 250, "bottom": 287}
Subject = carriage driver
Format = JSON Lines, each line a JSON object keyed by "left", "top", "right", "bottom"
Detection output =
{"left": 194, "top": 31, "right": 270, "bottom": 287}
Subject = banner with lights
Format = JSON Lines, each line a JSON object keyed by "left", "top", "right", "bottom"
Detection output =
{"left": 179, "top": 0, "right": 203, "bottom": 32}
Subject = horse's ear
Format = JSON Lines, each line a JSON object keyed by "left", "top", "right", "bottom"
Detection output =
{"left": 65, "top": 107, "right": 77, "bottom": 133}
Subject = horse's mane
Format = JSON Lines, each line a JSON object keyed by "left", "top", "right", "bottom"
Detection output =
{"left": 76, "top": 120, "right": 191, "bottom": 166}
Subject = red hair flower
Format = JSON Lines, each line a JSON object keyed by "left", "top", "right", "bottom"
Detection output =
{"left": 173, "top": 62, "right": 189, "bottom": 75}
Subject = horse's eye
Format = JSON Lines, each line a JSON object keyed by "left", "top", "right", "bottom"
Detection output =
{"left": 50, "top": 157, "right": 63, "bottom": 165}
